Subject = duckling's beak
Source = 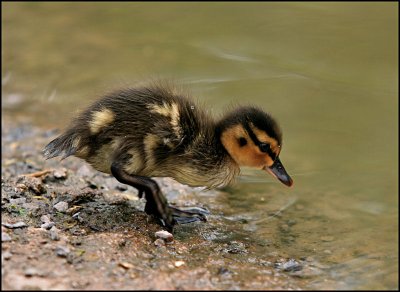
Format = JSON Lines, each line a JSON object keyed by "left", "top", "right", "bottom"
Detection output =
{"left": 264, "top": 158, "right": 293, "bottom": 187}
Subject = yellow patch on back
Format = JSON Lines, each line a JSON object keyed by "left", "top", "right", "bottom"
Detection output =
{"left": 148, "top": 102, "right": 170, "bottom": 116}
{"left": 148, "top": 102, "right": 182, "bottom": 138}
{"left": 89, "top": 108, "right": 115, "bottom": 134}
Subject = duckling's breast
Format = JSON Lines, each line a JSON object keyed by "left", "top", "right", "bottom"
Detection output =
{"left": 136, "top": 142, "right": 239, "bottom": 188}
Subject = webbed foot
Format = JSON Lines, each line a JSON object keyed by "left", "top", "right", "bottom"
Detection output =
{"left": 169, "top": 205, "right": 210, "bottom": 224}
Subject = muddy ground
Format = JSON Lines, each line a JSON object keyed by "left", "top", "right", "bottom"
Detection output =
{"left": 1, "top": 121, "right": 311, "bottom": 290}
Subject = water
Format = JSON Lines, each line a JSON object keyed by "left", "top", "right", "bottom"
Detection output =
{"left": 2, "top": 2, "right": 398, "bottom": 289}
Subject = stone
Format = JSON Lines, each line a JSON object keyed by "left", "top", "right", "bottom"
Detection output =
{"left": 24, "top": 267, "right": 39, "bottom": 277}
{"left": 274, "top": 258, "right": 303, "bottom": 272}
{"left": 174, "top": 261, "right": 185, "bottom": 267}
{"left": 321, "top": 236, "right": 334, "bottom": 242}
{"left": 2, "top": 232, "right": 12, "bottom": 242}
{"left": 41, "top": 222, "right": 55, "bottom": 230}
{"left": 49, "top": 226, "right": 60, "bottom": 241}
{"left": 40, "top": 215, "right": 51, "bottom": 223}
{"left": 119, "top": 262, "right": 134, "bottom": 269}
{"left": 155, "top": 230, "right": 174, "bottom": 243}
{"left": 55, "top": 245, "right": 70, "bottom": 257}
{"left": 2, "top": 221, "right": 28, "bottom": 229}
{"left": 2, "top": 251, "right": 12, "bottom": 260}
{"left": 154, "top": 238, "right": 165, "bottom": 247}
{"left": 53, "top": 201, "right": 68, "bottom": 212}
{"left": 53, "top": 168, "right": 67, "bottom": 179}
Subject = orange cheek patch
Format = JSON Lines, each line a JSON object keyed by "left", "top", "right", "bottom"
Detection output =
{"left": 233, "top": 141, "right": 272, "bottom": 168}
{"left": 238, "top": 144, "right": 264, "bottom": 167}
{"left": 248, "top": 147, "right": 274, "bottom": 168}
{"left": 221, "top": 124, "right": 278, "bottom": 168}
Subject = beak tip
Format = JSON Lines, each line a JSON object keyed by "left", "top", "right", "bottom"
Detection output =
{"left": 264, "top": 158, "right": 293, "bottom": 188}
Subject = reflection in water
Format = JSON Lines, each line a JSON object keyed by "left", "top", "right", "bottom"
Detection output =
{"left": 2, "top": 2, "right": 398, "bottom": 289}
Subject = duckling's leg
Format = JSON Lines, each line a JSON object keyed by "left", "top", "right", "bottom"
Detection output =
{"left": 110, "top": 162, "right": 208, "bottom": 231}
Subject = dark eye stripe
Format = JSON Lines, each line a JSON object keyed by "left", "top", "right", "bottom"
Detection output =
{"left": 244, "top": 123, "right": 278, "bottom": 161}
{"left": 260, "top": 143, "right": 277, "bottom": 161}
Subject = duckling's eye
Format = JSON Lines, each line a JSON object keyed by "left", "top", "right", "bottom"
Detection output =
{"left": 259, "top": 143, "right": 270, "bottom": 153}
{"left": 238, "top": 137, "right": 247, "bottom": 147}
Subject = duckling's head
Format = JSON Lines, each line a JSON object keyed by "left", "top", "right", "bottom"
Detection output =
{"left": 217, "top": 106, "right": 293, "bottom": 187}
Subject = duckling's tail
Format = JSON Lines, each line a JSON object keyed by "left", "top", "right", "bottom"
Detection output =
{"left": 43, "top": 131, "right": 79, "bottom": 160}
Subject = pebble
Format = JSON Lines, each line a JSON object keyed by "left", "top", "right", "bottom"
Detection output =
{"left": 154, "top": 238, "right": 166, "bottom": 247}
{"left": 321, "top": 236, "right": 334, "bottom": 242}
{"left": 155, "top": 230, "right": 174, "bottom": 243}
{"left": 217, "top": 267, "right": 231, "bottom": 275}
{"left": 70, "top": 237, "right": 83, "bottom": 246}
{"left": 2, "top": 251, "right": 12, "bottom": 260}
{"left": 53, "top": 168, "right": 67, "bottom": 179}
{"left": 275, "top": 258, "right": 303, "bottom": 272}
{"left": 119, "top": 262, "right": 134, "bottom": 269}
{"left": 16, "top": 183, "right": 27, "bottom": 191}
{"left": 41, "top": 222, "right": 55, "bottom": 230}
{"left": 2, "top": 221, "right": 28, "bottom": 229}
{"left": 39, "top": 238, "right": 48, "bottom": 244}
{"left": 72, "top": 212, "right": 84, "bottom": 223}
{"left": 223, "top": 241, "right": 248, "bottom": 254}
{"left": 19, "top": 176, "right": 46, "bottom": 194}
{"left": 40, "top": 215, "right": 51, "bottom": 223}
{"left": 174, "top": 260, "right": 185, "bottom": 267}
{"left": 55, "top": 245, "right": 70, "bottom": 257}
{"left": 24, "top": 267, "right": 39, "bottom": 277}
{"left": 66, "top": 205, "right": 83, "bottom": 215}
{"left": 2, "top": 232, "right": 12, "bottom": 242}
{"left": 9, "top": 197, "right": 27, "bottom": 204}
{"left": 49, "top": 226, "right": 60, "bottom": 241}
{"left": 40, "top": 215, "right": 55, "bottom": 230}
{"left": 53, "top": 201, "right": 68, "bottom": 212}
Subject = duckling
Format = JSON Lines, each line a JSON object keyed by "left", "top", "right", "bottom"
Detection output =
{"left": 43, "top": 83, "right": 293, "bottom": 231}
